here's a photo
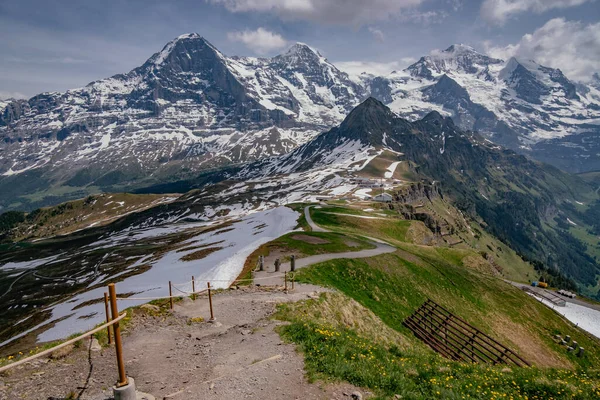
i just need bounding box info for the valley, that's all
[1,50,599,398]
[2,98,600,355]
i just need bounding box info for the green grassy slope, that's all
[310,204,537,283]
[278,251,600,399]
[266,202,600,398]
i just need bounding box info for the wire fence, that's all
[1,268,294,374]
[0,312,127,373]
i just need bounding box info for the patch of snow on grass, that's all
[32,207,299,343]
[384,161,401,178]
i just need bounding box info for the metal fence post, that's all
[108,283,128,387]
[104,292,112,345]
[284,271,288,292]
[291,255,295,272]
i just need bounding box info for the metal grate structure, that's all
[403,299,530,367]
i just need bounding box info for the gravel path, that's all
[0,285,367,400]
[321,212,388,220]
[254,240,396,286]
[305,206,328,232]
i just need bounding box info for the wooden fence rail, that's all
[403,299,530,367]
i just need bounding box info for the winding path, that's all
[255,207,396,285]
[304,205,328,232]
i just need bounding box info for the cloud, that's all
[209,0,426,25]
[227,27,288,55]
[399,10,448,25]
[5,56,87,64]
[0,91,28,100]
[481,0,593,25]
[485,18,600,82]
[368,27,385,42]
[336,59,416,78]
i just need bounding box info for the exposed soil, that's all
[492,315,572,369]
[291,234,331,245]
[179,247,224,262]
[0,285,368,400]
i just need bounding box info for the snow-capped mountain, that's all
[236,97,599,289]
[0,99,12,113]
[1,37,599,211]
[368,45,600,171]
[0,34,366,210]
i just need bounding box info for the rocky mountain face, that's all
[1,37,599,211]
[371,45,600,171]
[0,34,366,211]
[242,97,599,289]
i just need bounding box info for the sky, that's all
[0,0,599,99]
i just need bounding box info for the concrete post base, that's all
[113,377,136,400]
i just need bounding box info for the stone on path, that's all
[90,338,102,352]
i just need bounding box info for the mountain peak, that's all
[336,97,397,143]
[420,110,453,127]
[176,32,202,40]
[285,42,320,56]
[347,97,390,116]
[444,44,478,55]
[406,44,502,79]
[149,34,220,67]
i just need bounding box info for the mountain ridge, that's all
[234,97,599,290]
[1,34,600,211]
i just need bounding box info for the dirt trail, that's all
[255,206,396,286]
[254,241,396,286]
[1,207,387,399]
[0,285,367,400]
[304,206,328,232]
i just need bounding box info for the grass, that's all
[179,246,223,262]
[4,192,175,241]
[295,253,600,367]
[270,232,375,256]
[286,203,312,231]
[275,251,600,398]
[359,150,402,179]
[278,318,600,399]
[314,201,538,284]
[233,230,376,285]
[310,208,411,243]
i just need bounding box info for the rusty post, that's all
[104,292,112,345]
[208,282,215,321]
[192,276,196,301]
[108,283,128,387]
[169,280,174,310]
[284,271,288,292]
